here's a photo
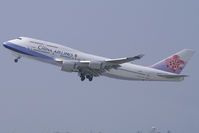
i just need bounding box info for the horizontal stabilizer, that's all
[157,74,188,78]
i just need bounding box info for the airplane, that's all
[3,37,195,82]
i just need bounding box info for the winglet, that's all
[134,54,144,59]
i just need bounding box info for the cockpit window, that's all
[17,37,22,40]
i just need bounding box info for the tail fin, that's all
[151,49,195,74]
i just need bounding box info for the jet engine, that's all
[61,60,105,72]
[61,60,77,72]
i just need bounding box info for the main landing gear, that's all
[86,75,93,81]
[80,74,85,81]
[79,73,93,81]
[14,57,21,63]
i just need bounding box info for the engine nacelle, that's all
[61,60,104,72]
[89,61,104,69]
[61,60,77,72]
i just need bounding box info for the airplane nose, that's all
[2,41,11,49]
[3,41,8,47]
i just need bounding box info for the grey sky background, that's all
[0,0,198,133]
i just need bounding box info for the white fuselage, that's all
[3,37,184,81]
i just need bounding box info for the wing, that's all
[57,54,144,80]
[105,54,144,64]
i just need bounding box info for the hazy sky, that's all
[0,0,198,133]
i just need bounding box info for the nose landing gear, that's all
[14,59,18,63]
[14,57,21,63]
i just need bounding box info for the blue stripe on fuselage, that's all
[3,42,55,61]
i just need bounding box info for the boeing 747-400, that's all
[3,37,195,81]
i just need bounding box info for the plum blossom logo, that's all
[165,55,185,72]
